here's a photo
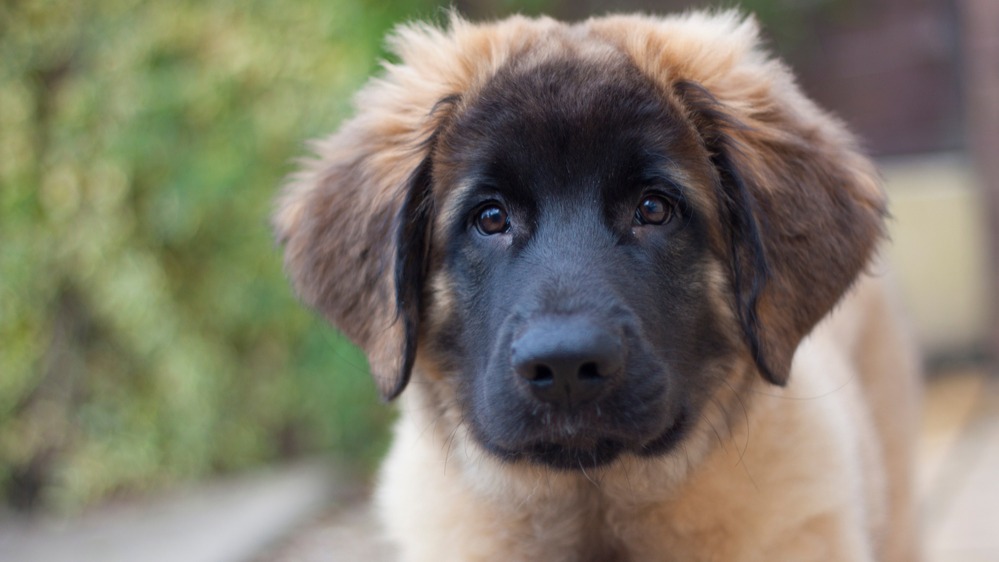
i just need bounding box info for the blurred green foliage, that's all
[0,0,445,512]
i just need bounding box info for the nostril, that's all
[578,362,600,380]
[532,364,555,384]
[511,316,625,408]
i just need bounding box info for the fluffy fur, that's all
[275,11,922,561]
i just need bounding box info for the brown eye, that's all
[634,195,673,226]
[475,204,510,235]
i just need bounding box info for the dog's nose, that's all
[511,316,624,409]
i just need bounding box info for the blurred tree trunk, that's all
[960,0,999,372]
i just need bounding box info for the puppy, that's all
[275,11,922,561]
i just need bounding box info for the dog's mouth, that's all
[487,410,690,471]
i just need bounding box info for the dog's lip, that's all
[522,438,625,470]
[636,407,690,457]
[485,409,689,471]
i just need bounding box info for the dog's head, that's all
[274,12,885,470]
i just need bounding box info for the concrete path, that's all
[0,460,348,562]
[920,370,999,562]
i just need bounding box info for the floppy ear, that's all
[585,11,887,385]
[271,13,562,399]
[273,103,447,401]
[675,81,887,386]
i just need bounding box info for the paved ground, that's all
[920,368,999,562]
[0,461,350,562]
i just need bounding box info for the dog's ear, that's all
[273,98,452,401]
[271,13,561,399]
[675,81,886,386]
[588,12,887,385]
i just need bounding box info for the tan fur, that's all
[275,10,922,561]
[378,274,920,562]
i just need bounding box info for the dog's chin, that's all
[483,410,690,471]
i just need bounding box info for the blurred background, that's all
[1,0,996,560]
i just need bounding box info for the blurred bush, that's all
[0,0,440,512]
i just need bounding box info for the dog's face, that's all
[275,13,886,472]
[424,57,733,468]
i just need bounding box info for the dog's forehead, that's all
[433,51,713,226]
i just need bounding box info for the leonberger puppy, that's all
[274,11,922,561]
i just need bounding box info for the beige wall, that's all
[881,153,992,357]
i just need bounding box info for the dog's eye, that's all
[475,204,510,235]
[634,195,674,226]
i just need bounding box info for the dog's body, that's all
[379,273,921,562]
[275,12,922,561]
